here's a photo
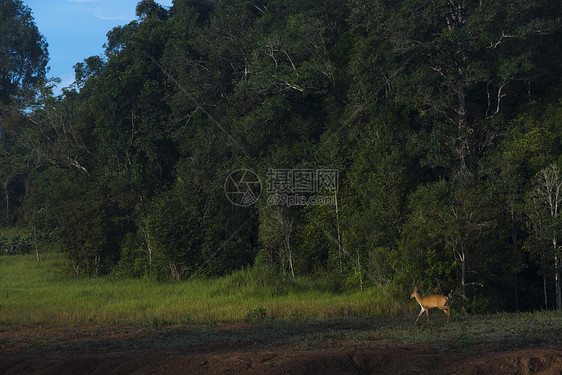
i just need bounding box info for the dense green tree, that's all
[20,89,91,178]
[296,195,341,277]
[481,100,561,309]
[0,0,48,223]
[72,56,104,90]
[259,204,297,281]
[0,135,26,224]
[136,0,169,20]
[0,0,48,104]
[349,0,560,182]
[338,101,420,285]
[526,164,562,310]
[147,190,203,280]
[399,181,496,308]
[399,181,456,293]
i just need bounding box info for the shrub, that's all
[0,232,32,255]
[222,263,289,298]
[244,306,267,323]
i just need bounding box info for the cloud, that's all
[94,7,132,21]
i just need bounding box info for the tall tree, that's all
[400,182,494,301]
[259,204,296,281]
[0,0,48,222]
[136,0,169,21]
[0,0,48,105]
[526,164,562,311]
[482,102,560,310]
[349,0,560,182]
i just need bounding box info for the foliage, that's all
[244,306,268,323]
[0,231,32,255]
[0,0,48,103]
[147,190,203,280]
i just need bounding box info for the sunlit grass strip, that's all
[0,252,416,325]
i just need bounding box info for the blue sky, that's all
[24,0,174,93]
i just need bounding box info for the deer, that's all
[410,286,450,323]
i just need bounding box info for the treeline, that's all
[1,0,562,312]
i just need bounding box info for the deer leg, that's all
[415,307,425,323]
[440,307,450,322]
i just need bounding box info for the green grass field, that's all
[0,251,417,325]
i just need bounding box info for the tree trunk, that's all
[555,252,561,311]
[458,246,467,299]
[141,220,153,270]
[3,183,9,222]
[169,261,180,281]
[511,209,519,311]
[32,222,40,264]
[93,255,101,277]
[288,253,295,282]
[357,250,363,291]
[72,261,80,277]
[334,191,343,274]
[461,257,466,298]
[542,254,548,310]
[513,274,519,312]
[286,236,295,282]
[543,273,548,311]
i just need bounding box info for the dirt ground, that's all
[1,321,561,375]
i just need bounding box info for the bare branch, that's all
[282,50,299,76]
[488,30,517,49]
[486,82,506,119]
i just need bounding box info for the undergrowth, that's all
[0,252,416,325]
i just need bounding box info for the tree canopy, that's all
[0,0,48,104]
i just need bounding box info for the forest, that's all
[1,0,561,313]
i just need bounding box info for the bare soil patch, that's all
[1,320,561,374]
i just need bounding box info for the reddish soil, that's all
[1,322,561,375]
